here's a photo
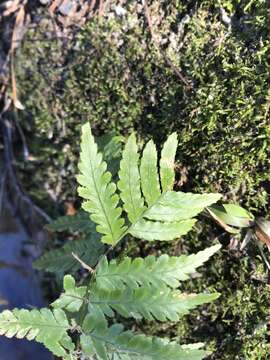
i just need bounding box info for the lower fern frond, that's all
[34,237,104,273]
[81,314,208,360]
[46,212,96,234]
[0,308,74,358]
[90,285,219,321]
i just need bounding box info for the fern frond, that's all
[140,140,161,206]
[96,245,221,290]
[160,132,178,192]
[34,237,104,273]
[81,314,208,360]
[46,211,96,234]
[144,191,222,222]
[91,285,219,321]
[77,125,221,244]
[118,133,145,223]
[52,275,87,312]
[0,125,224,360]
[0,308,73,358]
[130,219,196,241]
[77,123,127,245]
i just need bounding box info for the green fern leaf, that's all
[144,191,222,222]
[118,133,145,223]
[96,244,221,290]
[140,140,161,206]
[81,313,208,360]
[52,275,87,312]
[77,123,126,245]
[46,211,96,234]
[34,237,104,273]
[0,308,73,358]
[130,219,196,241]
[91,285,219,321]
[160,132,178,192]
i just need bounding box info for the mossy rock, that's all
[13,1,270,358]
[16,1,270,212]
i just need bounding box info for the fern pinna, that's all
[0,123,222,360]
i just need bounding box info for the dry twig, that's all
[72,252,95,273]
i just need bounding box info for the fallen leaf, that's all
[255,218,270,250]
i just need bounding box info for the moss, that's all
[17,1,270,212]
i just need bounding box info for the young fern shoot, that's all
[0,123,222,360]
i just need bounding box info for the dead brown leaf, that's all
[255,218,270,251]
